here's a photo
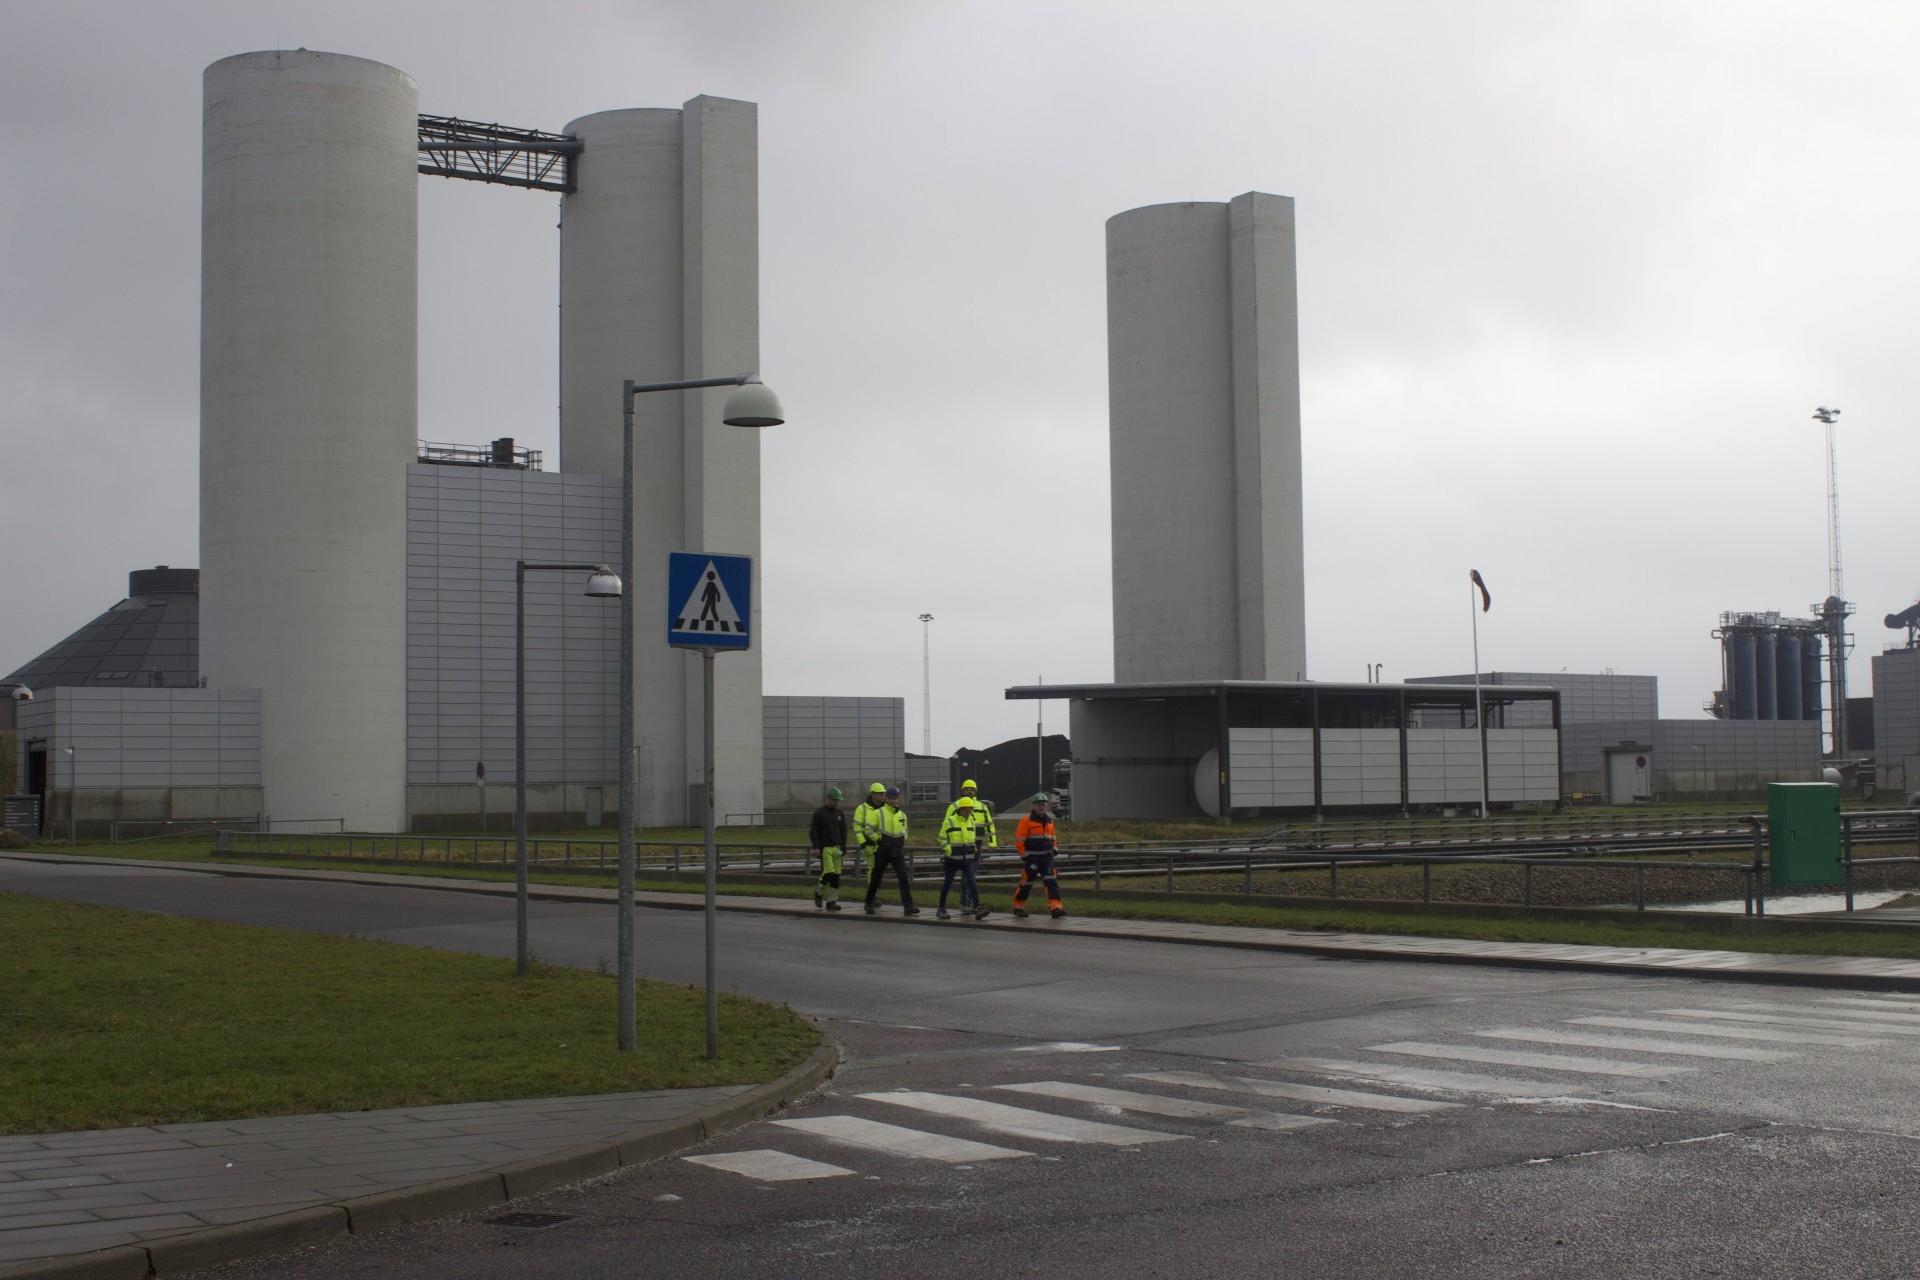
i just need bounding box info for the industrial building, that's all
[3,50,789,836]
[6,564,907,836]
[1006,681,1561,820]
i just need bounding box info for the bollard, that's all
[1843,815,1855,913]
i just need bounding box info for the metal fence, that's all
[208,808,1920,918]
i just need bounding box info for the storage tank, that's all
[1730,629,1758,720]
[1775,631,1803,721]
[1801,636,1824,722]
[1755,630,1778,720]
[200,51,416,830]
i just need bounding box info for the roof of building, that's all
[1002,679,1560,701]
[2,567,199,693]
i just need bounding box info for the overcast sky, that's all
[4,0,1918,755]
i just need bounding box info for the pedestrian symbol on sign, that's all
[674,566,743,635]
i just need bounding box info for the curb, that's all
[0,1041,838,1280]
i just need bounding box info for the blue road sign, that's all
[667,552,752,651]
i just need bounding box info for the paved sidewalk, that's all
[0,1038,840,1279]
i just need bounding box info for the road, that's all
[8,857,1920,1278]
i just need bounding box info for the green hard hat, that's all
[869,782,886,794]
[825,786,843,800]
[1032,793,1049,803]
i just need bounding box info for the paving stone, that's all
[0,1209,99,1231]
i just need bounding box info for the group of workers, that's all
[807,778,1066,922]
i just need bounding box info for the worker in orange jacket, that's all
[1011,793,1065,919]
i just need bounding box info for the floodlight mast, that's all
[1814,406,1843,600]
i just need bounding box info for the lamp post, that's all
[616,374,784,1053]
[515,561,621,977]
[65,746,76,845]
[918,613,934,756]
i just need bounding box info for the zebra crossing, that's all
[677,991,1918,1185]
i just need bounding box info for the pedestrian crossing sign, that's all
[667,551,752,651]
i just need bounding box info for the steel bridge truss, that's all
[417,115,580,193]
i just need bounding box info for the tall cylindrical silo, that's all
[200,51,416,830]
[1755,630,1778,720]
[1802,634,1825,723]
[1731,630,1758,720]
[558,102,764,826]
[1775,631,1803,721]
[1107,195,1306,682]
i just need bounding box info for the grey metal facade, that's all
[1871,647,1920,794]
[1558,718,1819,800]
[762,696,905,815]
[405,465,621,816]
[1409,671,1657,726]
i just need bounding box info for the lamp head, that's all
[584,568,623,599]
[722,378,785,428]
[9,686,31,703]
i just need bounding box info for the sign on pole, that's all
[667,552,752,651]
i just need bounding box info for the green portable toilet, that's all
[1768,782,1841,888]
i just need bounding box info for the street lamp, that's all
[65,745,76,845]
[918,614,934,756]
[615,374,784,1053]
[515,561,622,978]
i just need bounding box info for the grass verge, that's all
[0,892,817,1135]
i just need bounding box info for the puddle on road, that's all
[1653,889,1905,915]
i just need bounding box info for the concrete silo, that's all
[1106,194,1306,682]
[200,51,416,829]
[558,99,764,825]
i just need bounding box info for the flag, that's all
[1470,569,1491,612]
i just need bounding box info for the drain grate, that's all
[486,1212,575,1230]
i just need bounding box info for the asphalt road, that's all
[9,857,1920,1279]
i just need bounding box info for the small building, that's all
[1004,680,1561,821]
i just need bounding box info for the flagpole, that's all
[1471,575,1487,820]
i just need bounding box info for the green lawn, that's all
[0,893,817,1135]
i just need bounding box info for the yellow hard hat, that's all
[957,797,976,809]
[961,779,978,791]
[868,782,886,794]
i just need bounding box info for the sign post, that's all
[667,551,753,1060]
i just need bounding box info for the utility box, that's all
[1768,782,1841,888]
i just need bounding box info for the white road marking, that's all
[1367,1043,1689,1079]
[1010,1042,1124,1053]
[1818,993,1920,1009]
[1471,1028,1788,1061]
[861,1091,1185,1145]
[1573,1017,1881,1047]
[771,1115,1032,1163]
[1656,1008,1920,1037]
[1740,1000,1920,1025]
[1257,1058,1571,1098]
[997,1081,1250,1119]
[683,1150,855,1181]
[994,1080,1329,1131]
[1128,1070,1456,1114]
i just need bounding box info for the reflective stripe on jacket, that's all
[939,809,983,856]
[943,796,996,848]
[880,806,909,840]
[1015,811,1056,855]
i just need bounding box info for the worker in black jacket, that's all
[810,786,849,911]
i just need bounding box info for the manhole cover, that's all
[487,1212,575,1230]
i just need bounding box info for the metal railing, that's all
[207,808,1920,918]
